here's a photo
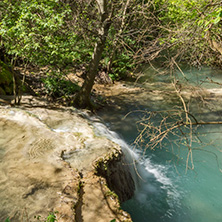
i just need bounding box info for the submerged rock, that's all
[0,105,133,221]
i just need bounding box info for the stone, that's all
[0,105,133,222]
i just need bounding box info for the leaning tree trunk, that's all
[74,0,111,109]
[74,35,108,108]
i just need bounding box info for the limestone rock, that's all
[0,105,133,221]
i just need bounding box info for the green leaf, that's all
[204,20,211,27]
[197,19,204,26]
[214,17,221,24]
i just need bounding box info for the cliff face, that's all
[0,104,134,222]
[94,150,135,202]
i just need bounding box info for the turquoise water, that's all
[98,66,222,222]
[121,124,222,222]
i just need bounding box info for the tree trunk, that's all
[74,37,107,108]
[107,0,130,74]
[74,0,111,109]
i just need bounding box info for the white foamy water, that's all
[97,65,222,222]
[91,118,181,212]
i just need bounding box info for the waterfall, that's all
[90,116,180,207]
[91,117,141,190]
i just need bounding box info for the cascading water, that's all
[91,117,182,221]
[97,66,222,222]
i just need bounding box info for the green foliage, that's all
[0,0,93,68]
[101,31,137,81]
[0,61,13,85]
[5,211,57,222]
[45,212,57,222]
[77,181,84,195]
[106,190,118,199]
[4,217,10,222]
[34,211,58,222]
[110,53,135,80]
[153,0,222,66]
[0,61,13,95]
[42,72,80,98]
[1,0,220,103]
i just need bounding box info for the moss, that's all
[0,87,6,95]
[94,148,135,204]
[74,132,83,137]
[4,85,13,94]
[77,180,84,195]
[94,149,121,176]
[105,190,119,200]
[0,61,14,95]
[0,61,13,85]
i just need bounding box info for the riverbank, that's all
[0,101,133,222]
[1,66,222,222]
[94,68,222,222]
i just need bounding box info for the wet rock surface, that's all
[0,104,133,221]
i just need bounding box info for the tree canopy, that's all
[0,0,221,107]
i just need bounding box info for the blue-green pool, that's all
[98,66,222,222]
